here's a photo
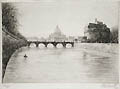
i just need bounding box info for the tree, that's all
[2,3,18,35]
[110,26,118,43]
[2,3,26,40]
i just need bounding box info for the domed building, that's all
[49,25,67,41]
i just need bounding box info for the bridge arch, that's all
[56,43,64,48]
[38,43,45,48]
[66,43,72,48]
[47,43,54,48]
[28,42,36,47]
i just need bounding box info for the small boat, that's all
[24,54,28,58]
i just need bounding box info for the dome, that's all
[49,25,66,41]
[54,25,62,34]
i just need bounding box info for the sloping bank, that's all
[77,43,118,54]
[2,30,27,79]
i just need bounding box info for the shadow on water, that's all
[82,51,118,83]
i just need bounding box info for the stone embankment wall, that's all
[2,30,27,79]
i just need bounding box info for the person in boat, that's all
[24,54,28,58]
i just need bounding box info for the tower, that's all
[95,18,98,24]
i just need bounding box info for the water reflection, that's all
[3,44,118,83]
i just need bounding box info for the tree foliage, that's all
[110,26,118,43]
[2,3,18,34]
[2,3,26,40]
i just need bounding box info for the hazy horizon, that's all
[14,0,118,38]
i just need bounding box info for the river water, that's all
[3,43,119,83]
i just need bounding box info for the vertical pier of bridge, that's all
[62,43,66,48]
[53,42,57,48]
[44,42,48,47]
[36,42,39,47]
[71,43,74,47]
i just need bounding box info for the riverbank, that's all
[2,31,27,79]
[76,43,119,54]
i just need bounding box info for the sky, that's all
[14,0,119,38]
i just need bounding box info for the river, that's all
[3,43,119,83]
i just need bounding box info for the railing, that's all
[28,40,74,43]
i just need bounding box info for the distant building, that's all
[68,36,75,41]
[78,36,87,42]
[84,19,110,43]
[49,25,67,41]
[39,37,46,41]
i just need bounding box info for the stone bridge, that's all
[27,41,74,48]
